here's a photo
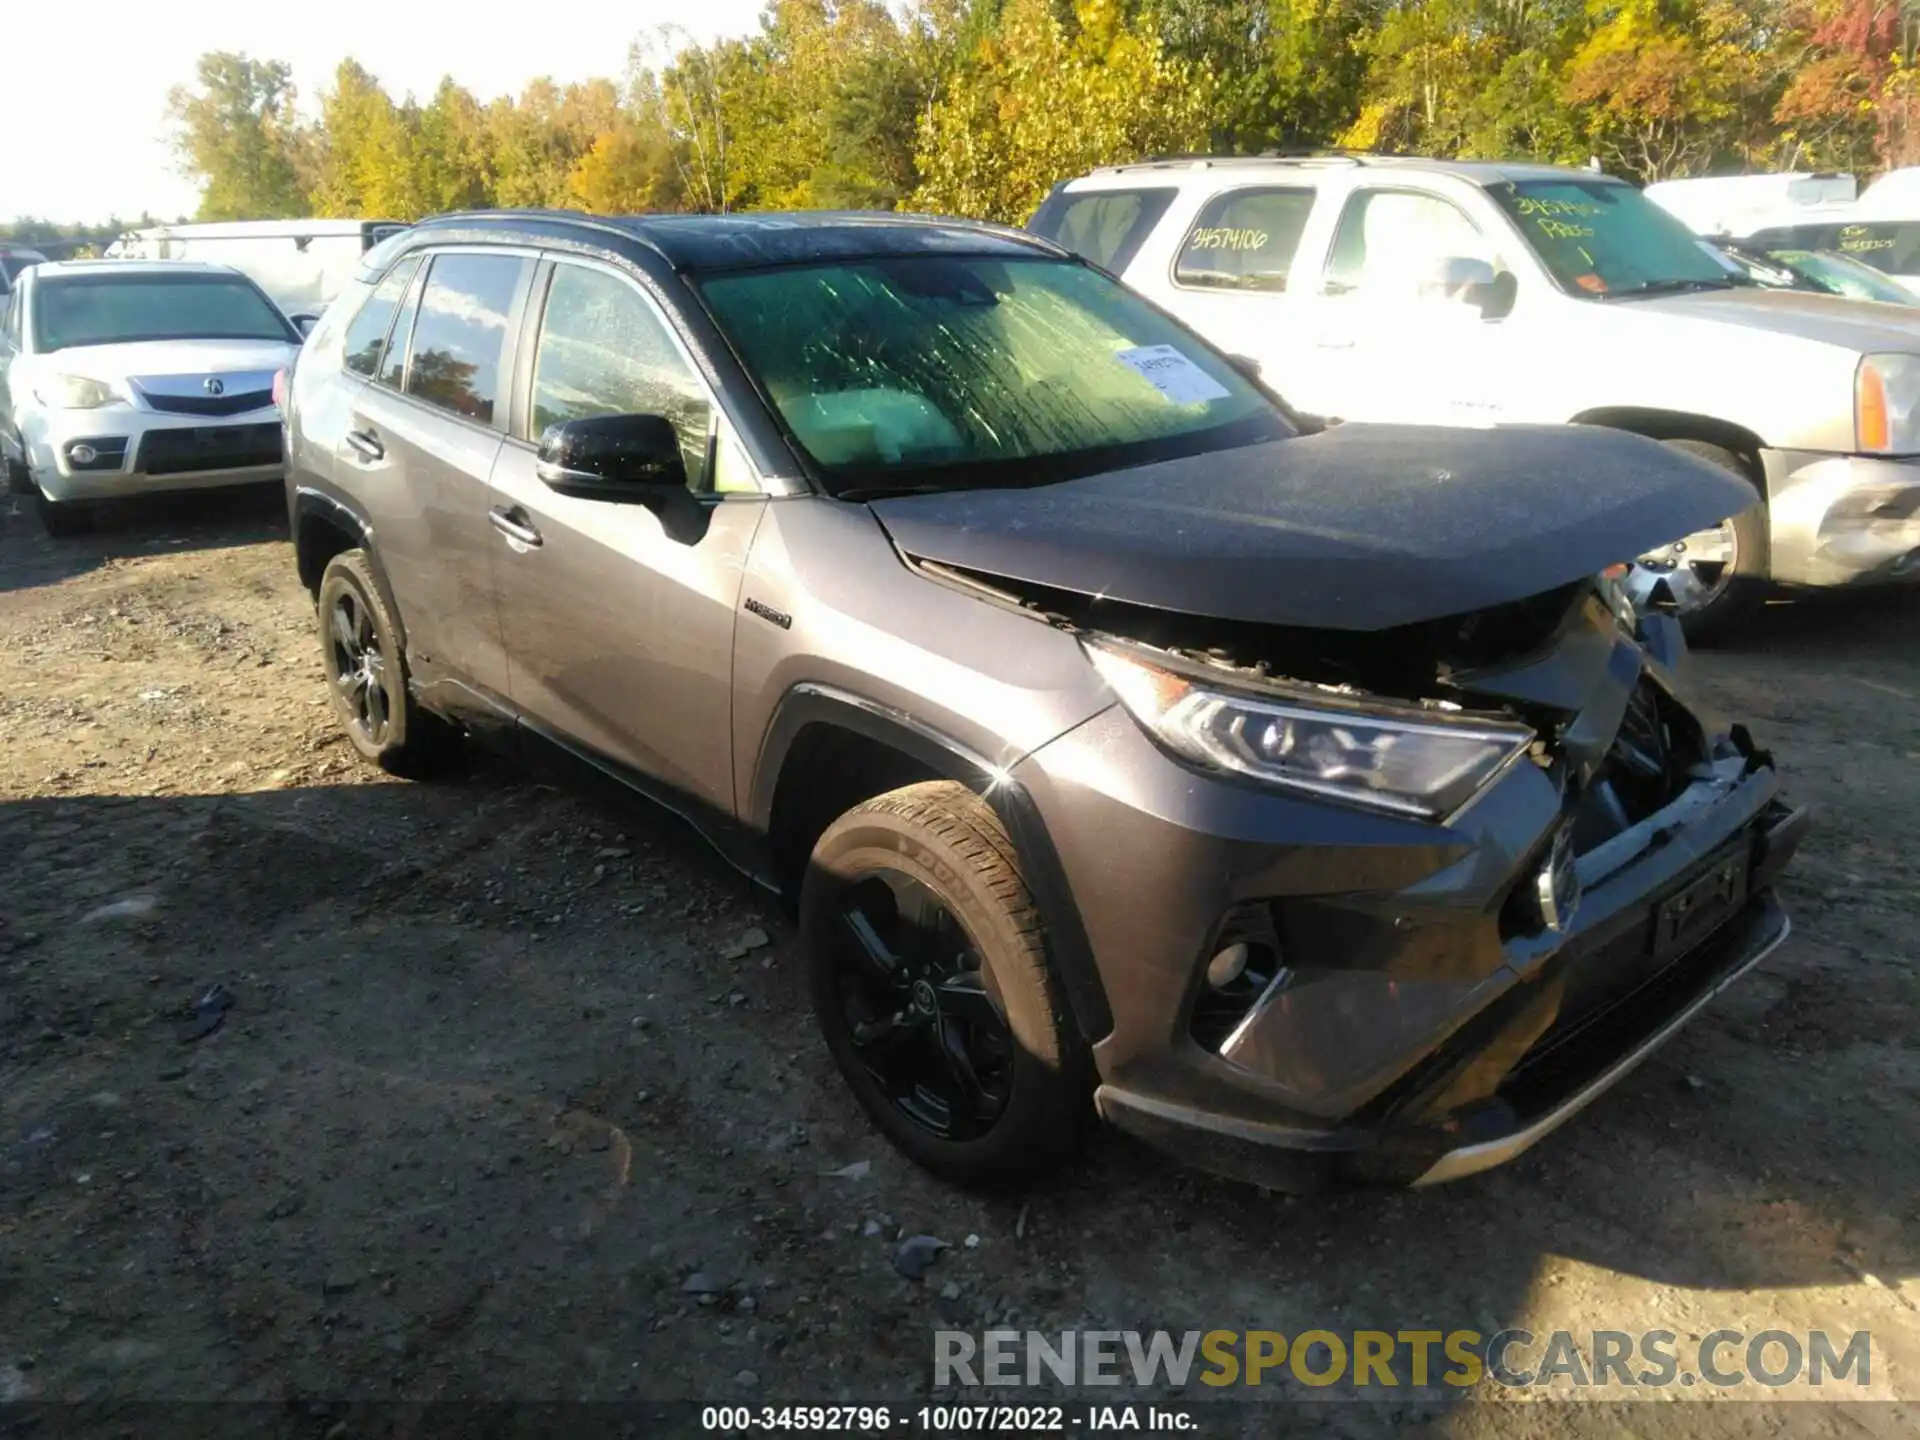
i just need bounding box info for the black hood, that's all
[869,424,1754,632]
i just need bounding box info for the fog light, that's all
[1535,828,1581,934]
[70,444,98,465]
[1206,942,1249,990]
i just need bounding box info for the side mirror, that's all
[290,313,319,337]
[1425,256,1515,319]
[535,413,688,501]
[1224,353,1263,382]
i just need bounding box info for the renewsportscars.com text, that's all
[934,1328,1872,1391]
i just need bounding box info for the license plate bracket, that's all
[1649,843,1751,961]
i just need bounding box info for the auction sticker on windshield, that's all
[1115,345,1231,405]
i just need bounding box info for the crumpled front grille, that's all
[1568,675,1700,852]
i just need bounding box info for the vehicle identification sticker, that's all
[1114,345,1231,405]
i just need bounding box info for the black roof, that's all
[407,209,1063,272]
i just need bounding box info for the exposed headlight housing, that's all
[1855,353,1920,454]
[35,373,117,410]
[1085,640,1534,820]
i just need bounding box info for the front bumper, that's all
[19,402,284,502]
[1762,449,1920,587]
[1014,696,1807,1193]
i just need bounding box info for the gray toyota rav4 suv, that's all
[283,209,1807,1191]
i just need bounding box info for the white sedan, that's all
[0,260,302,535]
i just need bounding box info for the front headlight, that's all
[1855,353,1920,454]
[34,373,117,409]
[1085,641,1534,820]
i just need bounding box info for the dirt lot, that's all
[1,485,1917,1439]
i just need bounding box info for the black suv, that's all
[282,209,1805,1190]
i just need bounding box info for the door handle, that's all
[345,429,383,462]
[489,505,543,548]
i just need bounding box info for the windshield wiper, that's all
[1602,278,1739,299]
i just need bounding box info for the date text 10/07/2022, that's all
[701,1405,1199,1432]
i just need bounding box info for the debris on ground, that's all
[80,894,158,924]
[821,1160,870,1181]
[892,1235,948,1282]
[722,927,771,960]
[178,983,233,1042]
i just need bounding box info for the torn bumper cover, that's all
[1012,638,1808,1193]
[1763,449,1920,588]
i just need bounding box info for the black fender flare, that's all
[751,683,1114,1046]
[291,485,410,651]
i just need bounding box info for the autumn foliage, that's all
[158,0,1920,229]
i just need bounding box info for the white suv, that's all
[1030,155,1920,636]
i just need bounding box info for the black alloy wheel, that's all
[828,869,1014,1141]
[801,780,1088,1184]
[327,584,395,751]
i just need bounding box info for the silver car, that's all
[0,259,301,535]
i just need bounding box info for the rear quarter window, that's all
[1173,188,1317,291]
[341,256,422,378]
[1027,187,1176,274]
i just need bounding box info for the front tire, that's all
[316,549,462,777]
[1626,439,1768,644]
[33,485,95,537]
[802,780,1089,1186]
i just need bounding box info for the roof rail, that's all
[1115,148,1384,170]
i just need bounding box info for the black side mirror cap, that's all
[535,413,688,501]
[290,313,319,337]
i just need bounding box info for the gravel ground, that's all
[1,485,1917,1439]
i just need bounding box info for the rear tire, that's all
[316,549,462,777]
[1634,439,1768,645]
[802,780,1089,1186]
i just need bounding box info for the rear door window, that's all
[342,255,421,378]
[1027,188,1176,273]
[399,252,529,426]
[1174,188,1318,291]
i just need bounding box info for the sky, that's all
[3,0,770,225]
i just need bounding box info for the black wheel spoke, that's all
[840,906,910,990]
[930,1018,990,1138]
[934,972,1000,1029]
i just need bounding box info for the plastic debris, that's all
[681,1272,726,1295]
[81,895,158,924]
[821,1160,871,1181]
[893,1234,948,1281]
[178,983,233,1043]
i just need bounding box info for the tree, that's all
[1774,0,1912,171]
[416,79,496,214]
[312,61,424,218]
[1563,0,1760,180]
[165,53,308,220]
[911,0,1214,222]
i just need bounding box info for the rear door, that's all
[343,247,532,714]
[1151,185,1321,402]
[486,255,764,815]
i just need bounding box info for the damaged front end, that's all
[950,559,1807,1189]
